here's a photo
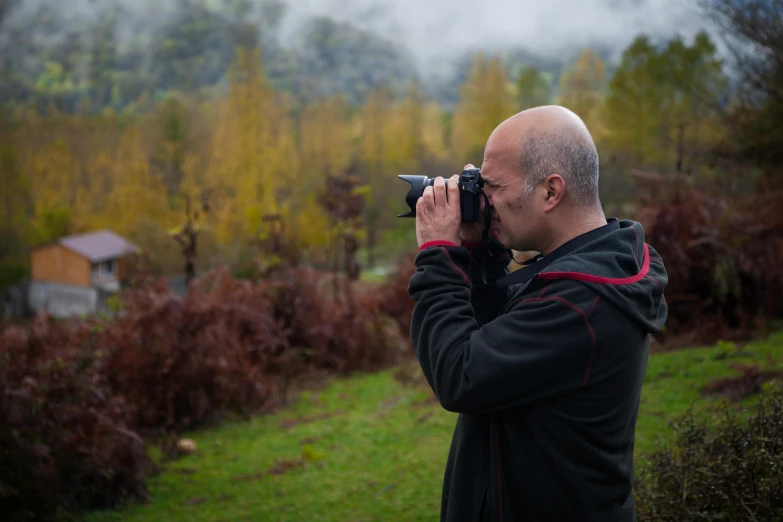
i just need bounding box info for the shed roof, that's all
[58,229,140,263]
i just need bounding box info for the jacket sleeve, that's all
[408,244,596,414]
[461,240,511,327]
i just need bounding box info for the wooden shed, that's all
[31,229,140,290]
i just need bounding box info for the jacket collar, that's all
[496,218,620,288]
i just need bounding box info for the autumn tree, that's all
[357,88,396,267]
[151,96,191,198]
[295,95,352,253]
[602,32,727,177]
[0,117,30,270]
[601,36,667,168]
[516,66,551,110]
[450,54,517,164]
[556,48,606,130]
[103,126,169,236]
[205,47,303,263]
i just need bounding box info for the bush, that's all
[375,253,417,339]
[636,183,783,346]
[0,316,153,521]
[100,269,289,433]
[634,384,783,521]
[260,265,409,376]
[0,263,413,518]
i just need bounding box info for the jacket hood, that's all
[497,218,668,334]
[539,219,668,333]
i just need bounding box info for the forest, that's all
[0,0,773,284]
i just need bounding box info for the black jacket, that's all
[408,218,668,522]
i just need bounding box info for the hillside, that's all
[0,0,614,112]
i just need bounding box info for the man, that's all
[408,105,668,521]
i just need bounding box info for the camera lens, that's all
[397,175,432,217]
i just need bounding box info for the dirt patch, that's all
[379,396,403,410]
[182,496,207,506]
[411,395,439,408]
[170,467,198,474]
[416,412,433,424]
[267,457,306,475]
[231,471,264,483]
[278,409,345,430]
[701,362,782,401]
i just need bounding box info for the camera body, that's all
[398,168,484,222]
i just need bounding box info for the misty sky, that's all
[281,0,713,63]
[3,0,717,77]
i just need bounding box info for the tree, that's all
[0,122,30,265]
[601,32,727,176]
[602,36,668,168]
[104,125,169,235]
[450,54,517,163]
[658,32,727,176]
[516,66,550,110]
[299,96,352,179]
[556,48,606,130]
[205,47,305,257]
[152,96,191,198]
[700,0,783,184]
[357,87,390,269]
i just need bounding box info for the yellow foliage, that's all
[450,54,517,163]
[556,48,606,132]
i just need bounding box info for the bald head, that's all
[488,105,600,208]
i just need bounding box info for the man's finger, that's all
[422,185,435,209]
[433,176,446,206]
[416,196,425,215]
[447,178,460,209]
[464,163,475,170]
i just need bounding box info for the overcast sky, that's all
[279,0,713,62]
[3,0,717,73]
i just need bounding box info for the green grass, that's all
[85,331,783,522]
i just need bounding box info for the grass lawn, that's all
[85,331,783,522]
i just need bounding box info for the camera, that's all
[397,168,484,222]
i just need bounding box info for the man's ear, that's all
[542,174,565,212]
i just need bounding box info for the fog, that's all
[2,0,718,84]
[281,0,711,62]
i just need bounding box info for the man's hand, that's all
[416,176,461,248]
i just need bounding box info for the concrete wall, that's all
[3,276,185,320]
[24,280,111,318]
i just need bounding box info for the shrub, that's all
[0,263,414,517]
[259,265,409,376]
[0,316,153,521]
[375,253,417,340]
[100,269,290,433]
[636,183,783,346]
[634,384,783,521]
